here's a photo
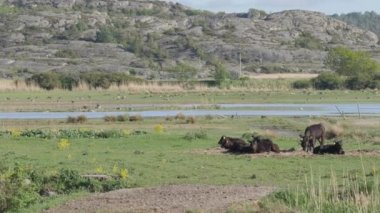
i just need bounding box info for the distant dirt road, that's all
[45,185,273,213]
[249,73,318,79]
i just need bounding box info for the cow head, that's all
[218,136,233,149]
[218,136,227,145]
[334,140,345,154]
[299,135,313,152]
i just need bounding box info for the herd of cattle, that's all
[218,123,345,155]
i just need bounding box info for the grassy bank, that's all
[0,89,379,112]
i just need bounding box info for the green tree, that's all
[213,60,230,86]
[324,47,380,76]
[312,72,343,90]
[167,62,198,81]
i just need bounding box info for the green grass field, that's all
[1,115,380,212]
[0,90,379,112]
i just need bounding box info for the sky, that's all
[168,0,380,15]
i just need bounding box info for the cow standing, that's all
[299,123,325,152]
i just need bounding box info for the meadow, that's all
[1,114,380,212]
[1,77,380,212]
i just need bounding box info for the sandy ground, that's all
[45,185,273,213]
[194,147,380,158]
[248,73,318,79]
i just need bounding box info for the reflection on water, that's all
[0,103,380,119]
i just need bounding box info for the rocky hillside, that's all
[0,0,378,80]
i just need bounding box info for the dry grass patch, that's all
[0,79,41,91]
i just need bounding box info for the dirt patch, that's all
[248,73,318,79]
[45,185,273,213]
[194,148,380,158]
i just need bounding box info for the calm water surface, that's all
[0,103,379,119]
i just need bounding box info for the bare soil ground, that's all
[248,73,318,79]
[194,148,380,158]
[45,185,273,213]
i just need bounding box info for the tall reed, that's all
[268,162,380,212]
[0,78,297,92]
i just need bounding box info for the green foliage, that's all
[0,5,19,15]
[79,72,143,89]
[324,47,380,76]
[54,49,79,59]
[0,162,128,212]
[292,79,312,89]
[212,60,231,87]
[183,129,208,141]
[28,72,60,90]
[56,21,88,40]
[28,72,81,90]
[247,8,267,19]
[167,62,198,81]
[0,163,40,212]
[59,72,80,90]
[96,26,120,43]
[312,72,344,90]
[66,115,87,124]
[266,171,380,213]
[129,115,143,122]
[122,8,161,17]
[345,73,380,90]
[294,32,323,50]
[2,128,135,139]
[184,9,206,16]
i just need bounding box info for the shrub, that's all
[204,115,214,120]
[59,73,80,90]
[103,116,117,122]
[0,164,40,212]
[292,79,311,89]
[66,116,78,124]
[345,73,373,90]
[183,129,208,141]
[95,27,120,43]
[312,72,343,90]
[154,124,164,133]
[76,115,87,123]
[28,72,60,90]
[54,49,78,59]
[57,139,70,150]
[116,115,127,122]
[129,115,143,122]
[294,32,323,50]
[175,113,186,120]
[66,115,87,124]
[186,116,196,124]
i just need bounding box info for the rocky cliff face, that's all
[0,0,378,79]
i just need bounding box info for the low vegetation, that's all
[292,47,380,90]
[0,115,380,212]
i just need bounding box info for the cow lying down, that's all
[218,136,251,153]
[313,141,345,155]
[218,135,294,154]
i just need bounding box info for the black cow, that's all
[250,136,280,153]
[218,136,251,153]
[299,123,325,152]
[313,141,345,155]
